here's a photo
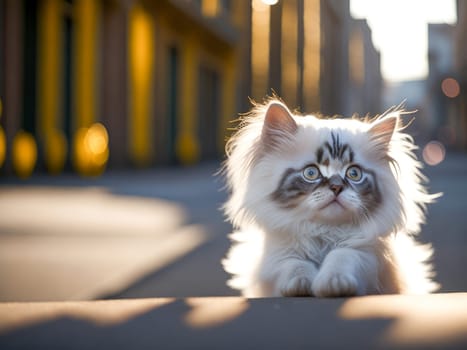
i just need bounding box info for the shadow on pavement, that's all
[0,297,384,350]
[2,294,467,350]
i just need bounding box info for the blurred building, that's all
[455,0,467,149]
[426,22,461,149]
[348,18,382,117]
[1,0,250,176]
[0,0,382,177]
[251,0,367,117]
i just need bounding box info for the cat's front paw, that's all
[280,275,313,297]
[312,272,359,297]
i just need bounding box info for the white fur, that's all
[222,100,440,297]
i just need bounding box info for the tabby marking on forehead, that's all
[316,132,354,165]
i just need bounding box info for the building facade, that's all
[426,23,462,148]
[251,0,354,116]
[455,0,467,149]
[348,18,382,117]
[0,0,382,177]
[1,0,250,176]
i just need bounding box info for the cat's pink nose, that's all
[330,184,343,196]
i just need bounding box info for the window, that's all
[198,64,220,159]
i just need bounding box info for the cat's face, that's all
[248,102,400,228]
[270,136,381,225]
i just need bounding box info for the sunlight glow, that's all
[0,187,208,301]
[185,297,249,328]
[261,0,279,5]
[340,294,467,346]
[0,298,175,333]
[351,0,457,81]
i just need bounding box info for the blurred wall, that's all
[426,23,463,149]
[348,18,382,117]
[422,3,467,151]
[0,0,383,177]
[455,0,467,149]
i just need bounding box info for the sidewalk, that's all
[1,293,467,349]
[0,163,227,301]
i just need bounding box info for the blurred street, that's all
[0,152,466,302]
[0,162,233,301]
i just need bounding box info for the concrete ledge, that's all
[1,293,467,349]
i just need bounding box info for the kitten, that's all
[221,99,440,297]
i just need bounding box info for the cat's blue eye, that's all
[346,165,363,182]
[302,165,321,182]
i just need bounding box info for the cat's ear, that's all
[368,113,399,153]
[261,102,298,150]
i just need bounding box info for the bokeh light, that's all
[74,123,109,176]
[422,141,446,166]
[441,77,460,98]
[12,131,37,178]
[86,123,109,168]
[86,123,108,156]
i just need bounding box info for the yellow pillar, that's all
[129,3,154,166]
[73,0,111,175]
[303,0,320,111]
[74,0,99,128]
[281,0,298,107]
[37,0,67,174]
[251,0,270,101]
[38,0,60,137]
[176,37,200,165]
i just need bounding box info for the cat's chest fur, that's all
[265,225,361,266]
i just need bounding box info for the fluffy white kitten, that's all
[222,99,440,297]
